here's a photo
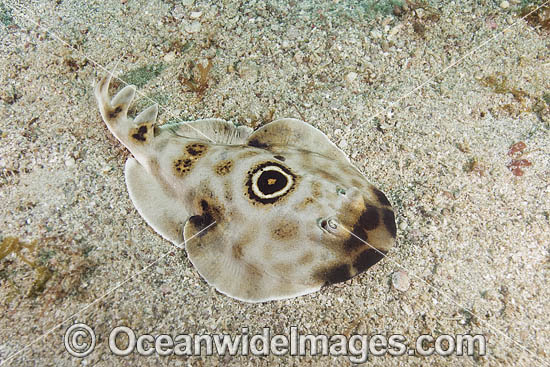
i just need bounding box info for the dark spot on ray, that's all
[215,160,233,176]
[108,105,122,119]
[320,263,351,285]
[273,155,285,161]
[359,205,380,231]
[175,158,192,168]
[189,213,214,235]
[343,205,379,252]
[353,248,386,273]
[232,243,243,259]
[187,147,201,156]
[248,139,269,149]
[311,181,322,198]
[382,209,397,238]
[271,220,299,241]
[373,188,391,206]
[189,199,217,236]
[186,143,207,156]
[174,157,195,175]
[343,229,368,252]
[132,125,148,141]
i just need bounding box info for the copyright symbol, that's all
[64,323,96,357]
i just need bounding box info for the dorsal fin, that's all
[160,119,253,145]
[246,118,349,164]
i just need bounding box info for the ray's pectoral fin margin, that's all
[124,158,187,245]
[94,73,159,148]
[316,248,388,287]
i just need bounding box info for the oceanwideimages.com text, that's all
[64,323,486,362]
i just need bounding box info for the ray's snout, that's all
[316,185,396,286]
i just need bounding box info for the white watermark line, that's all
[338,226,546,367]
[345,0,550,141]
[5,1,216,143]
[0,221,216,366]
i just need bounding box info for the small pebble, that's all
[172,5,185,20]
[388,24,403,38]
[370,29,382,39]
[345,72,358,84]
[500,1,509,9]
[238,61,259,83]
[185,21,201,34]
[163,52,175,63]
[65,157,76,167]
[401,302,413,315]
[392,270,410,292]
[189,11,202,20]
[285,26,300,40]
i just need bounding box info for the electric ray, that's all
[94,73,396,302]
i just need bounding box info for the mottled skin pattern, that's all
[95,74,396,302]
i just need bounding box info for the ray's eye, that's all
[336,187,346,195]
[246,162,296,204]
[256,168,288,195]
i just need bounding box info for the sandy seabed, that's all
[0,0,549,366]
